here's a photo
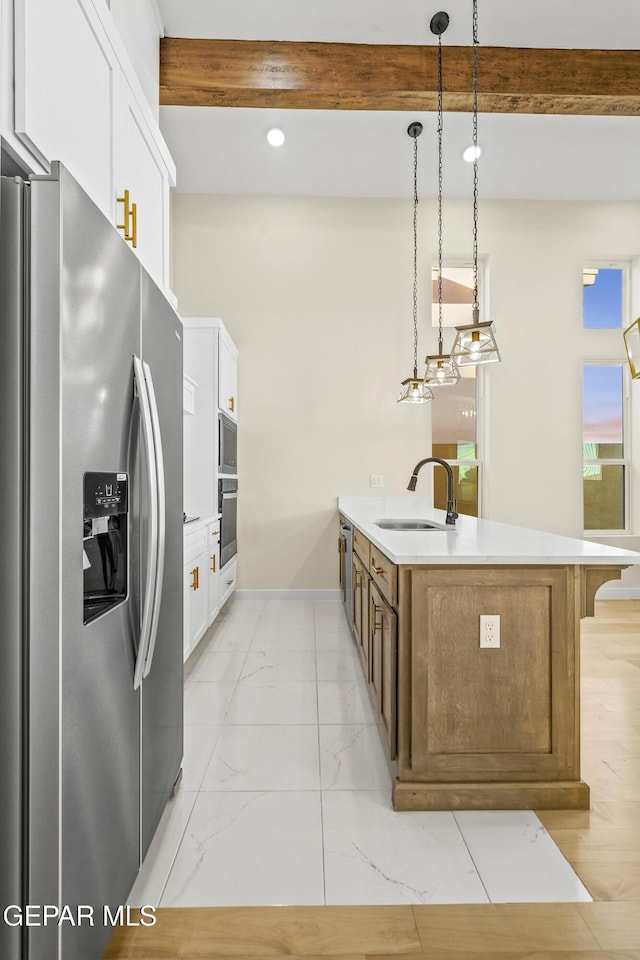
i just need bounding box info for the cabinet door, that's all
[352,553,369,678]
[207,523,221,623]
[113,76,170,289]
[218,329,238,421]
[183,324,217,520]
[14,0,116,214]
[369,581,398,760]
[183,556,208,662]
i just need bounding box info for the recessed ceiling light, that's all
[463,144,482,163]
[266,128,285,147]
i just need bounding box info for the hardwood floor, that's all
[103,600,640,959]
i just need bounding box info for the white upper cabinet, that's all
[218,327,238,421]
[10,0,175,291]
[113,74,171,288]
[14,0,116,215]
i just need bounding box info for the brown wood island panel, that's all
[394,564,588,810]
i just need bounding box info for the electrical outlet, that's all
[370,475,384,488]
[480,614,500,649]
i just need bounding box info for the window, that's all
[431,264,479,329]
[582,262,630,533]
[432,369,480,517]
[583,267,624,329]
[583,364,627,532]
[430,262,485,517]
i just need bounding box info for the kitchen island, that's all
[338,497,640,811]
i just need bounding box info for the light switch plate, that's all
[370,475,384,488]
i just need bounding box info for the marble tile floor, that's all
[128,596,591,909]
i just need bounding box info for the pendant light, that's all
[450,0,501,367]
[424,12,460,389]
[623,317,640,379]
[398,122,433,404]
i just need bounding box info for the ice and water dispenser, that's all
[83,472,128,625]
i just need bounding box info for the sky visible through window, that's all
[583,365,623,446]
[583,268,622,329]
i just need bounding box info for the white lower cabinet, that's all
[183,555,208,662]
[183,519,228,662]
[220,557,238,609]
[183,524,208,662]
[206,520,222,623]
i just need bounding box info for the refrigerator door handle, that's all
[141,360,165,680]
[133,355,159,691]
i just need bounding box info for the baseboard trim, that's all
[596,586,640,600]
[233,587,640,602]
[235,589,342,602]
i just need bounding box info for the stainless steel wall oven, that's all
[219,479,237,567]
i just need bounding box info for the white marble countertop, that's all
[338,496,640,566]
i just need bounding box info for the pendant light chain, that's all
[437,33,444,355]
[472,0,479,315]
[449,1,501,369]
[412,131,419,378]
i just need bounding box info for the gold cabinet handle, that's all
[211,529,220,537]
[371,605,383,633]
[190,567,199,590]
[228,396,235,413]
[116,189,137,247]
[130,201,137,248]
[371,563,385,577]
[117,189,131,234]
[210,555,217,573]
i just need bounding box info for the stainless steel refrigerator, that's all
[0,163,183,960]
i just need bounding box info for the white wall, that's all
[171,194,640,590]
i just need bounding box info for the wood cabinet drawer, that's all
[369,543,397,607]
[353,527,370,565]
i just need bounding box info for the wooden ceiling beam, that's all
[160,38,640,116]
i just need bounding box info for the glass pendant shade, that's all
[451,319,500,367]
[398,376,434,404]
[424,353,460,387]
[623,317,640,379]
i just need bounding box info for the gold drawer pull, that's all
[210,555,217,573]
[371,563,385,577]
[190,567,199,590]
[228,396,235,412]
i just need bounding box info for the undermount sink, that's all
[374,519,449,531]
